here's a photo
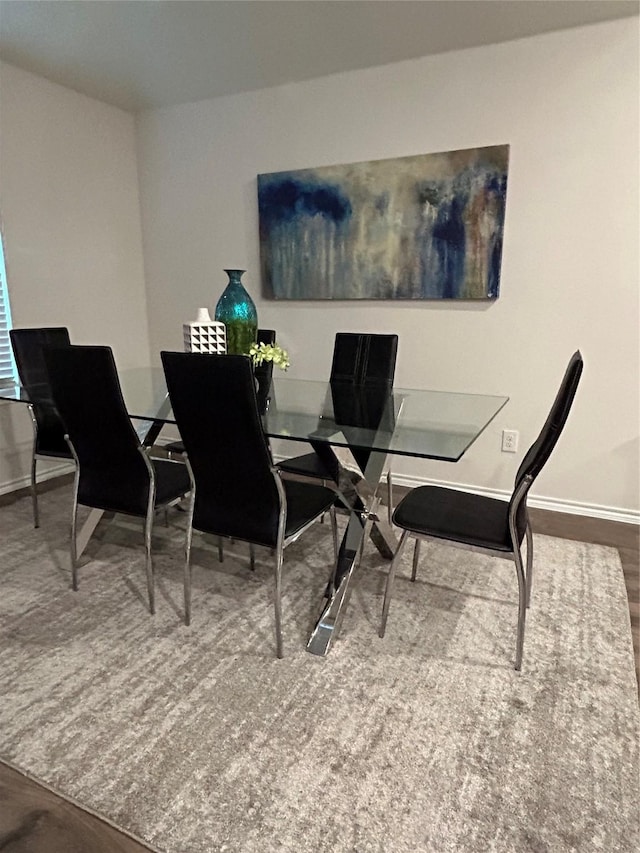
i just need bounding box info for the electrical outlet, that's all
[502,429,519,453]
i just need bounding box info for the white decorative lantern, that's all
[183,308,226,354]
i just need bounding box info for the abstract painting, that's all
[258,145,509,300]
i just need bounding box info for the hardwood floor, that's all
[0,761,154,853]
[0,480,637,853]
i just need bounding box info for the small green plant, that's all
[248,341,290,371]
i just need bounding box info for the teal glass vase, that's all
[214,269,258,355]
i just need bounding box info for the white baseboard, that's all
[0,462,75,497]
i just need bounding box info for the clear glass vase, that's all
[214,269,258,355]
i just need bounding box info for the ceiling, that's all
[0,0,638,112]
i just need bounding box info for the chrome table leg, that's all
[306,447,396,656]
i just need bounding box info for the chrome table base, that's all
[306,446,396,656]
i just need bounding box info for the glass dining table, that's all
[0,368,508,656]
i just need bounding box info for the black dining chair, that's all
[379,350,584,671]
[44,344,191,612]
[162,328,277,458]
[252,327,277,411]
[277,332,398,520]
[10,327,73,527]
[160,351,338,657]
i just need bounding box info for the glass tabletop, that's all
[0,369,507,463]
[260,376,508,462]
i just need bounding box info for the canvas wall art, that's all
[257,145,509,300]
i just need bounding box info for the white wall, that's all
[0,62,150,489]
[136,19,639,520]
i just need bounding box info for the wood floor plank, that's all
[0,761,155,853]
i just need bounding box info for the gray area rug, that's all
[0,483,638,853]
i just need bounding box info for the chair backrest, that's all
[10,327,72,455]
[329,380,397,475]
[44,345,152,514]
[10,327,71,400]
[253,328,277,412]
[161,351,281,546]
[330,333,398,387]
[511,350,584,537]
[257,328,276,346]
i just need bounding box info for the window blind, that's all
[0,233,16,383]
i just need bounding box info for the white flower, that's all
[248,342,290,371]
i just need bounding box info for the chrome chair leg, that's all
[513,547,527,671]
[31,453,39,529]
[411,539,421,582]
[70,496,79,591]
[67,439,81,591]
[386,470,393,525]
[379,529,410,638]
[183,544,193,627]
[357,518,367,568]
[184,486,195,625]
[139,447,161,616]
[525,522,534,607]
[273,549,284,658]
[143,511,155,615]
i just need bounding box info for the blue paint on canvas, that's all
[258,145,509,300]
[259,178,352,227]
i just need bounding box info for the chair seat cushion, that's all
[152,458,191,507]
[278,452,335,481]
[190,478,335,549]
[78,458,189,517]
[282,480,336,539]
[164,439,185,454]
[393,486,514,553]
